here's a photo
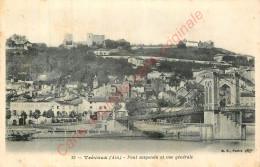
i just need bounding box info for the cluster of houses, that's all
[6,61,255,127]
[6,36,255,126]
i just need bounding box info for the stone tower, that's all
[87,33,93,47]
[203,72,219,124]
[202,72,245,140]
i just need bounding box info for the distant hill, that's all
[132,46,254,63]
[132,47,227,61]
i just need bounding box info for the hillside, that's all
[6,45,254,86]
[6,46,135,86]
[133,47,230,61]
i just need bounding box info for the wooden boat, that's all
[7,132,33,141]
[143,131,165,138]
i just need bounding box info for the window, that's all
[205,84,208,104]
[208,83,212,104]
[57,106,59,109]
[90,106,92,109]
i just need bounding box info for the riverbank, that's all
[6,124,255,140]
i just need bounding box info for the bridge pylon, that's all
[202,72,246,140]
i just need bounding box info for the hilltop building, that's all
[93,49,110,55]
[6,38,32,50]
[198,40,214,49]
[182,39,198,47]
[87,33,105,47]
[63,34,73,45]
[63,33,77,49]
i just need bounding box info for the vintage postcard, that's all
[0,0,259,166]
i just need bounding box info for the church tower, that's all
[93,74,98,89]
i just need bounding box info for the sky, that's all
[1,0,260,56]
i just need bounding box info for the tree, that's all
[21,111,27,125]
[78,113,83,122]
[105,39,131,50]
[69,111,76,118]
[222,55,235,63]
[105,39,117,49]
[169,76,180,87]
[29,110,33,117]
[82,111,88,116]
[158,99,169,107]
[177,95,186,106]
[177,41,186,48]
[42,111,47,117]
[6,110,11,119]
[5,110,12,125]
[6,34,28,47]
[126,98,148,116]
[114,104,122,111]
[46,109,54,118]
[33,110,41,119]
[158,61,193,79]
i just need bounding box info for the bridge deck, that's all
[115,106,255,121]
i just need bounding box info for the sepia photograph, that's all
[0,0,259,166]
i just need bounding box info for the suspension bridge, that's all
[114,72,255,140]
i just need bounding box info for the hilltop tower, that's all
[87,33,93,47]
[63,33,73,46]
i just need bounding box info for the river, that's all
[6,135,254,154]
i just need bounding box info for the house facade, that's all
[93,49,110,55]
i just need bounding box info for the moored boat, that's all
[143,131,165,138]
[7,132,33,141]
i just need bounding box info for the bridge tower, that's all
[204,72,219,124]
[202,72,245,140]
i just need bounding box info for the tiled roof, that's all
[88,97,107,102]
[56,101,74,105]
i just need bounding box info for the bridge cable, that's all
[217,74,254,93]
[159,76,206,114]
[125,76,206,121]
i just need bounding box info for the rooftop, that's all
[88,97,107,102]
